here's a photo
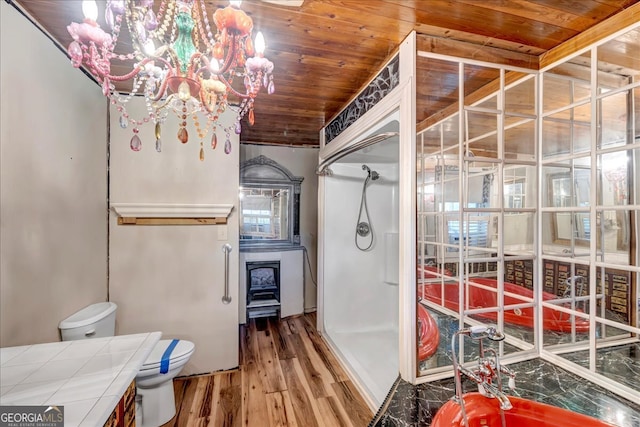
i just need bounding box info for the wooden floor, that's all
[163,313,374,427]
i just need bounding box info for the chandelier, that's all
[67,0,274,159]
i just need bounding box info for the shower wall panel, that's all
[324,160,399,334]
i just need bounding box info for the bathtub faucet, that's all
[451,325,515,426]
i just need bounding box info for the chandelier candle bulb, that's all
[82,0,98,22]
[66,0,274,154]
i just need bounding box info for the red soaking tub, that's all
[417,303,440,360]
[432,392,616,427]
[418,276,590,333]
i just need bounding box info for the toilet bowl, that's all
[58,302,195,427]
[135,339,195,427]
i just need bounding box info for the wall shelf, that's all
[111,203,234,226]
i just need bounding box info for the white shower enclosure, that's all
[317,35,417,409]
[322,114,400,406]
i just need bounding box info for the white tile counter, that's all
[0,332,161,427]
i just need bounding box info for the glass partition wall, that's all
[416,25,640,402]
[416,57,538,375]
[539,29,639,400]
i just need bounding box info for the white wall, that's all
[0,1,108,346]
[108,99,240,374]
[240,145,319,312]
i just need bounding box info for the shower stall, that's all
[319,111,401,407]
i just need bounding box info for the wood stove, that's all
[246,260,281,319]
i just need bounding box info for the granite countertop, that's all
[0,332,161,427]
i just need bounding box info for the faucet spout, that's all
[481,382,513,410]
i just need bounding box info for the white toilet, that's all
[59,302,195,427]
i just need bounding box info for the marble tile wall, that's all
[372,358,640,427]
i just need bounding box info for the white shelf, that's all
[111,203,234,225]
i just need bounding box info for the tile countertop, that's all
[0,332,161,427]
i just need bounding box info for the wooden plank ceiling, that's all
[10,0,640,147]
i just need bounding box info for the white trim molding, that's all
[111,203,234,221]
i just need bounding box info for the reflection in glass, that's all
[239,187,289,241]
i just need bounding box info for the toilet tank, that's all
[59,302,117,341]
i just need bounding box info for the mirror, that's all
[239,186,290,241]
[239,155,303,249]
[540,26,639,396]
[547,168,591,243]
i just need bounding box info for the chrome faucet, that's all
[450,325,516,427]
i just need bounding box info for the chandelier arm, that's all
[162,47,182,74]
[85,43,110,78]
[187,52,205,80]
[218,74,252,100]
[215,36,240,76]
[106,70,142,82]
[150,75,173,103]
[152,94,176,114]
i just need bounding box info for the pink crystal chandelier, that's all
[67,0,274,159]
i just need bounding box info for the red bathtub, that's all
[418,274,589,333]
[417,303,440,360]
[432,392,616,427]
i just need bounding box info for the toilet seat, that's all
[140,339,195,372]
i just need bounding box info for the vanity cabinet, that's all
[104,380,136,427]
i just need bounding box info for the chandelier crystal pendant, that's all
[67,0,275,159]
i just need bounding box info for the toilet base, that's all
[136,380,176,427]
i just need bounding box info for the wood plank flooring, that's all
[163,314,373,427]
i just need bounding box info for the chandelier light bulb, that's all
[82,0,99,22]
[143,39,155,56]
[230,1,242,8]
[255,32,266,55]
[178,81,191,101]
[210,58,220,72]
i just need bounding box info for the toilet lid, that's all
[142,339,194,370]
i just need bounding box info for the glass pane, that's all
[596,268,634,326]
[474,94,497,111]
[505,77,535,116]
[416,57,460,124]
[442,115,460,150]
[436,165,461,213]
[464,64,501,104]
[503,212,535,249]
[465,161,497,209]
[466,111,498,155]
[462,216,494,256]
[422,124,442,154]
[599,91,629,149]
[542,304,590,347]
[543,54,591,113]
[504,119,536,161]
[542,106,591,158]
[504,165,535,209]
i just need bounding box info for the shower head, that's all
[362,164,380,181]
